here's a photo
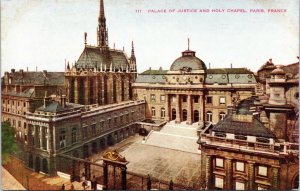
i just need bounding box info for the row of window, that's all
[215,157,268,176]
[2,99,27,107]
[215,177,268,190]
[2,107,26,115]
[149,94,226,105]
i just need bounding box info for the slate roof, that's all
[4,71,64,86]
[141,69,168,75]
[282,62,299,76]
[37,101,66,112]
[76,46,130,70]
[212,116,275,138]
[170,56,206,71]
[205,68,256,84]
[2,88,35,98]
[135,74,166,83]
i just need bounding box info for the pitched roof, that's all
[5,71,64,86]
[76,46,130,70]
[140,69,168,75]
[207,68,253,74]
[2,88,35,98]
[37,101,66,112]
[212,116,275,138]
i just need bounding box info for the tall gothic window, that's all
[129,78,133,100]
[121,80,125,101]
[70,78,75,103]
[113,77,117,103]
[79,78,85,104]
[89,79,94,104]
[98,77,102,105]
[104,76,108,104]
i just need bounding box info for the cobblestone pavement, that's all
[92,134,202,188]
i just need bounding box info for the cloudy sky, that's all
[1,0,299,75]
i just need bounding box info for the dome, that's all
[170,49,206,71]
[271,66,285,75]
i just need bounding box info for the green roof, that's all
[207,68,252,74]
[140,69,168,75]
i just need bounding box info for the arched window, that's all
[121,79,125,101]
[113,77,117,103]
[70,78,75,103]
[219,112,226,121]
[98,77,102,105]
[79,78,85,104]
[151,107,156,117]
[161,108,165,118]
[104,76,108,104]
[206,111,213,122]
[72,128,77,144]
[89,79,94,104]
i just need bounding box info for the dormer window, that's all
[235,135,247,140]
[256,137,270,143]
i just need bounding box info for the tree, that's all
[2,121,16,164]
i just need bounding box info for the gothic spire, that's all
[131,41,136,59]
[97,0,108,48]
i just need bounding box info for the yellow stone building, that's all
[133,44,257,126]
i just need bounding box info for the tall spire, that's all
[131,41,135,58]
[97,0,108,48]
[188,38,190,50]
[99,0,105,18]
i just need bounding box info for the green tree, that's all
[2,121,16,164]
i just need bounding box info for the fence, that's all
[58,154,202,190]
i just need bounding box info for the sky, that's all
[1,0,299,75]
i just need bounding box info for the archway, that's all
[35,156,41,172]
[92,142,97,154]
[182,109,187,121]
[42,158,48,174]
[28,154,33,169]
[171,109,176,120]
[193,110,199,122]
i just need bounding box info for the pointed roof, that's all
[99,0,105,19]
[212,116,275,138]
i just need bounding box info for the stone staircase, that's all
[144,121,200,154]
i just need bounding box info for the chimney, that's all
[269,58,272,63]
[27,67,28,72]
[230,63,232,68]
[43,70,47,76]
[11,69,15,73]
[61,95,66,108]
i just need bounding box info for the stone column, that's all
[66,77,71,102]
[34,125,39,148]
[272,166,279,190]
[175,94,181,124]
[206,155,213,190]
[84,77,90,105]
[225,158,233,190]
[200,94,204,122]
[165,94,170,121]
[187,94,192,124]
[40,126,43,149]
[74,78,79,104]
[248,162,255,190]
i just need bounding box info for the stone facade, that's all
[199,59,299,190]
[134,47,256,126]
[24,99,145,175]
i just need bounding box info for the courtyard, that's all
[91,134,202,189]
